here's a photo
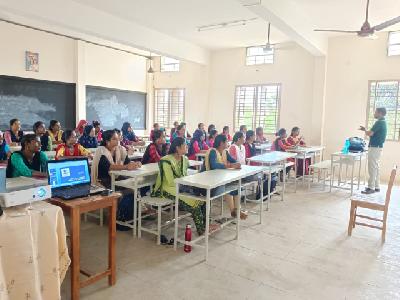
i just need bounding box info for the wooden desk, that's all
[49,193,120,300]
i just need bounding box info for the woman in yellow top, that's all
[47,120,63,145]
[152,137,219,235]
[55,129,92,160]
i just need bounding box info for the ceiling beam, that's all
[0,0,210,65]
[238,0,327,56]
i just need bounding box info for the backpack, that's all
[348,137,366,153]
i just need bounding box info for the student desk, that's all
[110,161,202,235]
[255,143,272,154]
[195,152,206,161]
[288,146,324,188]
[246,151,297,202]
[330,151,367,195]
[49,193,120,300]
[128,151,144,161]
[174,165,267,261]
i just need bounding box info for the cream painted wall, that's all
[324,32,400,181]
[152,57,209,132]
[207,44,316,141]
[0,22,75,83]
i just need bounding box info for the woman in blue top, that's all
[78,125,98,149]
[0,131,11,163]
[121,122,145,147]
[203,134,247,220]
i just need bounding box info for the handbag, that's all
[348,137,366,153]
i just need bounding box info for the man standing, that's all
[359,107,387,194]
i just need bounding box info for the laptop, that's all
[47,158,104,200]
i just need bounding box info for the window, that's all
[234,84,281,133]
[388,31,400,56]
[161,56,180,72]
[154,88,185,128]
[367,80,400,140]
[246,46,274,65]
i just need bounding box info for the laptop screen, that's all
[47,159,90,189]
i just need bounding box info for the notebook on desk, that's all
[47,158,104,200]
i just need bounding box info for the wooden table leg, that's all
[108,201,116,286]
[71,207,81,300]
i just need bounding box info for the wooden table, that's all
[49,193,120,300]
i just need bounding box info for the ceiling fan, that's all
[263,22,293,52]
[314,0,400,38]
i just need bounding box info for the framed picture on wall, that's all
[25,51,39,72]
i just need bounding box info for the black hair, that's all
[180,122,186,126]
[33,121,45,132]
[208,124,216,134]
[10,118,19,127]
[232,131,244,143]
[177,124,184,131]
[376,107,387,116]
[152,130,164,143]
[214,134,227,149]
[153,123,159,128]
[61,129,75,143]
[113,128,121,134]
[49,120,60,131]
[209,129,218,139]
[239,125,247,132]
[291,126,300,136]
[92,120,101,127]
[276,128,286,137]
[256,127,263,134]
[198,123,204,128]
[223,126,229,133]
[246,130,255,141]
[168,137,186,154]
[101,130,117,146]
[21,134,38,151]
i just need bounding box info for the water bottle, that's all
[184,224,192,253]
[342,139,350,154]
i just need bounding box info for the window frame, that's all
[160,56,180,72]
[153,88,185,130]
[387,31,400,57]
[233,83,281,134]
[366,79,400,141]
[245,46,274,66]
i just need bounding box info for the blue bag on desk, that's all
[348,137,366,153]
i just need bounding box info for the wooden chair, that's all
[348,165,397,243]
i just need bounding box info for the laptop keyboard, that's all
[52,185,90,200]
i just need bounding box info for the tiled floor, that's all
[61,184,400,300]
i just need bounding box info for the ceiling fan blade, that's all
[373,16,400,31]
[365,0,370,23]
[314,29,359,33]
[267,22,271,45]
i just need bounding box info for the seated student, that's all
[239,125,248,135]
[170,121,179,138]
[92,120,103,142]
[0,131,11,163]
[55,129,91,160]
[78,125,98,149]
[207,124,216,136]
[188,129,209,160]
[121,122,145,146]
[197,122,206,135]
[91,130,141,230]
[114,128,133,154]
[207,129,218,148]
[228,132,246,165]
[180,122,192,139]
[7,134,47,178]
[271,128,294,176]
[204,134,247,220]
[244,130,257,160]
[222,126,232,142]
[152,137,219,235]
[287,126,309,176]
[4,118,23,146]
[75,120,88,138]
[142,130,167,164]
[48,120,63,145]
[172,124,186,142]
[150,123,160,141]
[33,121,52,151]
[255,127,267,143]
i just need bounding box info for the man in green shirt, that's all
[359,107,387,194]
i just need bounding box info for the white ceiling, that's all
[73,0,290,50]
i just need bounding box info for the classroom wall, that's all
[324,32,400,181]
[152,57,210,132]
[0,22,149,132]
[207,44,317,142]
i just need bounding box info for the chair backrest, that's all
[385,165,397,207]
